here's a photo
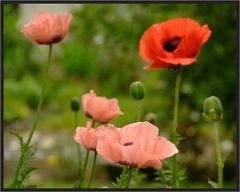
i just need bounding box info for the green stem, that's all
[171,67,182,188]
[79,150,90,188]
[82,151,90,178]
[74,111,82,168]
[75,112,81,164]
[10,44,53,188]
[118,166,127,188]
[125,166,133,188]
[26,44,53,146]
[10,153,25,188]
[87,151,97,188]
[131,100,142,187]
[137,100,142,122]
[212,122,223,188]
[79,120,96,187]
[74,111,83,188]
[172,67,182,134]
[171,155,177,188]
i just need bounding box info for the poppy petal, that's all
[120,121,159,145]
[198,24,212,47]
[158,57,197,65]
[139,18,211,68]
[160,18,201,41]
[120,145,161,169]
[139,24,160,61]
[154,137,178,160]
[96,135,122,163]
[144,60,171,70]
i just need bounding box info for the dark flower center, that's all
[163,37,181,52]
[51,34,62,44]
[123,142,133,146]
[119,160,137,167]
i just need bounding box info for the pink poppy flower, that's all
[82,90,123,123]
[96,121,178,169]
[74,122,120,151]
[21,12,73,45]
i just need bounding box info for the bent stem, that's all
[212,122,223,188]
[87,151,97,188]
[10,44,53,188]
[170,67,182,188]
[26,44,53,146]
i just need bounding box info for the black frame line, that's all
[0,0,239,191]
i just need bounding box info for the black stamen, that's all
[119,160,137,167]
[51,34,62,43]
[123,142,133,146]
[163,37,181,52]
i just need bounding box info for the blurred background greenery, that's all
[4,3,237,188]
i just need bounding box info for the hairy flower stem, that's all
[10,44,53,188]
[79,120,96,187]
[171,67,182,188]
[78,150,89,187]
[87,151,97,188]
[75,112,81,164]
[26,44,53,146]
[137,100,142,122]
[212,122,223,188]
[131,100,143,187]
[74,111,83,188]
[125,166,133,188]
[118,166,127,188]
[172,67,182,134]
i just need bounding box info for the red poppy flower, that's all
[139,18,212,69]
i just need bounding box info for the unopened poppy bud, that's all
[202,96,223,122]
[71,97,80,112]
[130,81,145,100]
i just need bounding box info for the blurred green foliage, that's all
[4,3,237,187]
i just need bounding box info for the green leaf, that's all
[10,131,24,147]
[208,179,218,188]
[111,167,128,188]
[23,145,37,162]
[130,169,146,188]
[20,167,37,182]
[18,167,37,187]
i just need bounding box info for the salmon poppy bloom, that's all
[21,12,73,45]
[139,18,212,69]
[82,90,123,124]
[96,121,178,169]
[74,122,119,151]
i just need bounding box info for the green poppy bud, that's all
[130,81,146,100]
[202,96,223,122]
[70,97,80,112]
